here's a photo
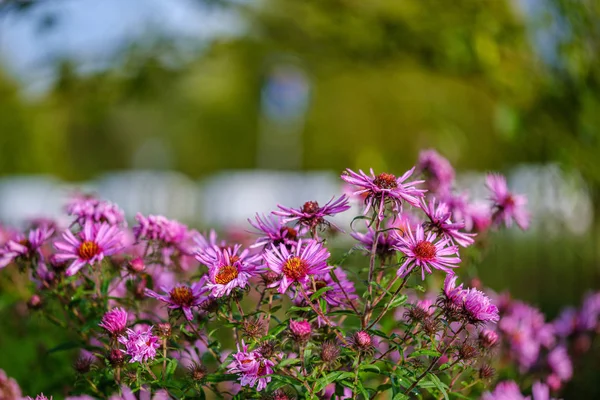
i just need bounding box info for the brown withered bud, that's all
[157,322,172,338]
[242,317,267,340]
[263,389,295,400]
[258,341,276,359]
[405,306,429,324]
[73,356,94,374]
[199,298,219,314]
[422,318,440,336]
[188,361,207,381]
[320,340,340,364]
[479,364,496,380]
[108,349,125,367]
[458,342,479,361]
[261,271,281,286]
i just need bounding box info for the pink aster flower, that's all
[531,381,555,400]
[248,214,303,249]
[99,308,129,336]
[0,225,54,268]
[462,288,499,324]
[227,341,275,392]
[263,239,331,294]
[416,149,455,195]
[53,221,123,276]
[421,198,475,247]
[196,245,261,298]
[0,369,22,400]
[144,280,208,321]
[482,381,528,400]
[118,326,160,363]
[273,195,350,230]
[486,174,530,230]
[67,195,126,227]
[393,224,460,280]
[289,319,312,342]
[341,167,425,220]
[441,274,466,310]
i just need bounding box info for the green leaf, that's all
[410,349,441,358]
[314,371,355,392]
[286,306,311,314]
[279,358,302,367]
[47,341,83,354]
[392,394,410,400]
[310,286,333,301]
[206,373,239,383]
[166,358,178,376]
[360,364,381,374]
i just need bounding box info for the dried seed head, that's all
[262,271,281,286]
[188,361,207,381]
[458,342,479,360]
[405,306,429,323]
[73,356,94,374]
[199,298,219,314]
[258,341,276,359]
[320,340,340,364]
[479,364,495,380]
[422,318,440,336]
[242,317,267,339]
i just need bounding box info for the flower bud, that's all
[242,317,266,339]
[157,322,172,338]
[289,320,312,343]
[458,342,479,360]
[479,329,499,349]
[27,294,43,310]
[128,257,145,273]
[261,271,281,286]
[479,364,495,379]
[109,349,124,367]
[350,330,373,354]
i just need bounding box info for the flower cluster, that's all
[6,149,597,400]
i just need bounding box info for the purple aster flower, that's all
[479,329,499,348]
[67,195,126,227]
[0,225,54,268]
[53,221,123,277]
[108,385,169,400]
[482,381,528,400]
[0,369,22,400]
[228,341,275,392]
[531,381,555,400]
[393,224,460,280]
[26,394,52,400]
[248,214,303,249]
[133,213,188,245]
[273,195,350,230]
[293,267,357,309]
[341,167,425,220]
[289,319,312,343]
[499,301,556,371]
[547,345,572,382]
[196,245,261,298]
[421,198,475,247]
[552,307,578,337]
[486,174,530,230]
[99,308,129,336]
[263,239,331,294]
[118,326,160,363]
[144,280,208,321]
[462,288,499,324]
[578,291,600,331]
[440,274,466,315]
[350,223,398,262]
[416,149,455,195]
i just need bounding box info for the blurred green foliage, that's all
[0,0,599,397]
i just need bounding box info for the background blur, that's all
[0,0,599,397]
